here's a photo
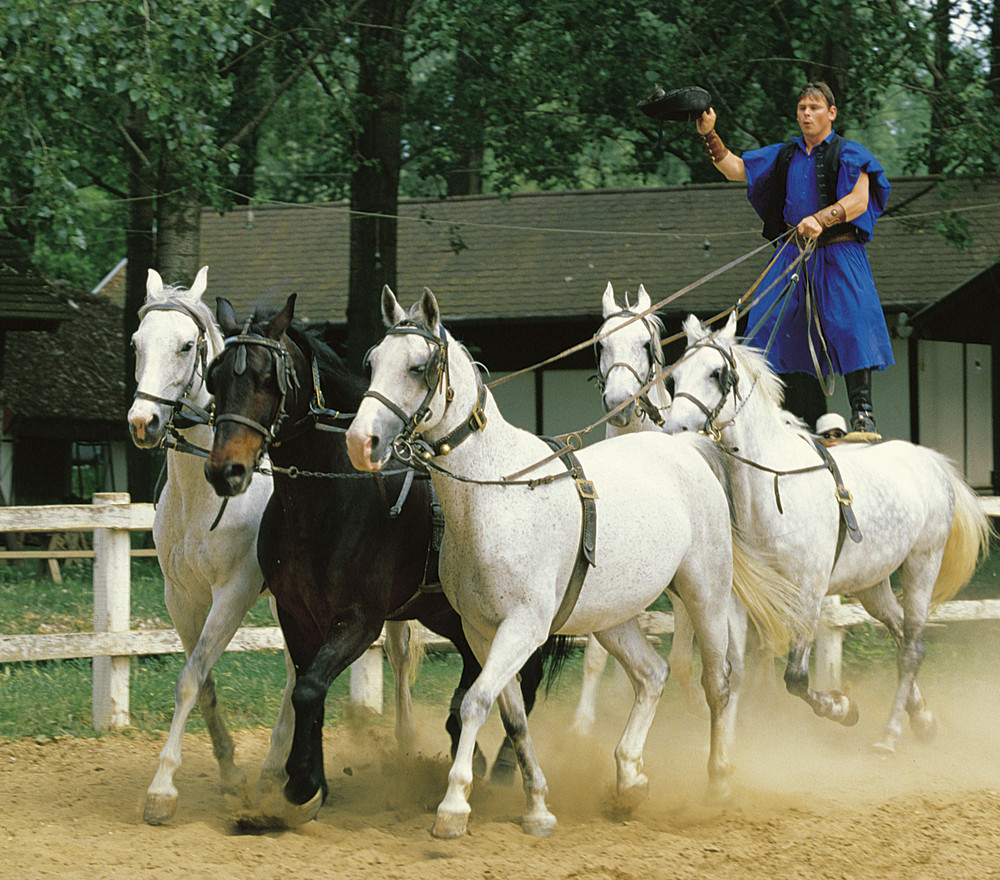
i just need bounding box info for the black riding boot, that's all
[844,368,880,439]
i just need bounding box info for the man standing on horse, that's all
[695,81,892,440]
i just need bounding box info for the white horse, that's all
[346,287,798,838]
[669,313,991,752]
[571,282,703,735]
[127,267,295,823]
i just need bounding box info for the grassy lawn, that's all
[1,547,999,741]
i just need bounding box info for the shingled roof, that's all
[200,177,1000,328]
[0,232,73,330]
[2,286,127,438]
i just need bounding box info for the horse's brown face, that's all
[203,338,282,497]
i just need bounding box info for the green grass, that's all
[2,549,1000,742]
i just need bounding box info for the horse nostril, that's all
[369,435,380,459]
[224,463,246,485]
[148,413,159,432]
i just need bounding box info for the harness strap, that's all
[427,380,488,456]
[810,438,863,569]
[543,437,598,634]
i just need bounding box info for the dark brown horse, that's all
[204,294,565,824]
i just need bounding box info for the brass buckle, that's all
[575,478,598,500]
[836,487,853,506]
[471,404,487,430]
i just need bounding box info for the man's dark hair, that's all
[797,81,836,108]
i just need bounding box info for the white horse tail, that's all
[682,433,801,653]
[730,530,802,654]
[931,458,992,605]
[408,623,426,685]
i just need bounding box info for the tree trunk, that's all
[346,0,411,372]
[155,157,202,286]
[928,0,953,174]
[122,103,157,503]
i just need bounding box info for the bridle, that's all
[211,322,300,460]
[594,310,669,427]
[672,339,743,439]
[132,301,214,431]
[362,320,487,463]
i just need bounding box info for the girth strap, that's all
[544,437,598,634]
[810,437,863,568]
[385,485,446,621]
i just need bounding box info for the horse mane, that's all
[730,337,786,412]
[249,307,369,408]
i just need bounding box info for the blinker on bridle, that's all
[594,310,668,426]
[132,301,214,430]
[212,320,299,456]
[672,339,741,438]
[363,320,488,463]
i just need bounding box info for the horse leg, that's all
[144,581,253,824]
[570,634,609,736]
[258,595,296,799]
[593,616,669,811]
[675,570,736,802]
[872,562,937,754]
[446,630,489,779]
[783,634,859,728]
[669,599,705,716]
[492,644,545,785]
[433,616,549,839]
[383,620,417,751]
[721,597,748,751]
[856,580,936,748]
[281,611,382,825]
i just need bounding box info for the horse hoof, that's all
[432,810,469,839]
[872,739,896,756]
[143,791,178,825]
[911,711,937,743]
[839,699,860,727]
[220,765,248,796]
[282,788,324,826]
[522,811,557,837]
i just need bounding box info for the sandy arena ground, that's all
[3,657,1000,880]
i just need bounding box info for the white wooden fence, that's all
[1,493,999,731]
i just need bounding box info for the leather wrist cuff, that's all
[699,130,729,164]
[814,202,847,228]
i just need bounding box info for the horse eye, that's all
[710,368,722,380]
[410,363,427,376]
[180,341,194,354]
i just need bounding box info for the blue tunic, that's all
[743,132,894,376]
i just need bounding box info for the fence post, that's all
[92,492,132,730]
[814,595,844,692]
[349,646,384,714]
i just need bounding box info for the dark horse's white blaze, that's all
[346,287,800,838]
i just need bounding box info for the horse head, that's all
[347,286,457,472]
[128,266,215,448]
[669,312,743,437]
[204,294,300,496]
[595,282,669,429]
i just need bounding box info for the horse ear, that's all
[601,282,617,317]
[420,287,441,330]
[190,265,209,300]
[720,310,738,343]
[381,285,406,326]
[146,269,163,298]
[216,297,241,336]
[682,314,706,345]
[268,293,296,340]
[636,284,651,313]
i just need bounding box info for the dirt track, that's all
[3,658,1000,880]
